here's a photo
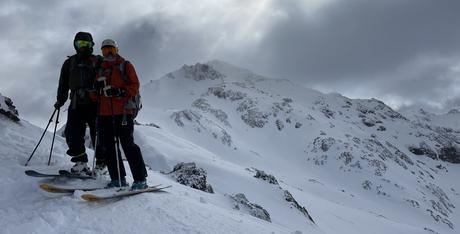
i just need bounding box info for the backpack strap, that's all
[68,55,77,71]
[119,60,130,84]
[91,55,103,69]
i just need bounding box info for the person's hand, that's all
[54,101,64,109]
[94,77,106,90]
[104,86,126,97]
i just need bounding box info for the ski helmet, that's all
[101,39,118,49]
[73,32,94,52]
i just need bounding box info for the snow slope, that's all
[137,60,460,233]
[0,95,318,233]
[1,61,460,234]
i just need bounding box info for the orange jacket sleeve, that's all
[124,62,140,98]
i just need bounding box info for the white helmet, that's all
[101,39,118,48]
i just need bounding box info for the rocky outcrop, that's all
[168,162,214,193]
[171,109,233,147]
[253,169,278,185]
[192,98,230,126]
[207,86,246,101]
[0,94,19,122]
[284,190,315,223]
[408,142,437,160]
[230,193,271,222]
[438,146,460,164]
[182,63,225,81]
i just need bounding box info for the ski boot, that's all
[106,178,129,188]
[131,180,148,190]
[93,163,108,176]
[70,162,91,175]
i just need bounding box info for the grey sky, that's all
[1,0,459,125]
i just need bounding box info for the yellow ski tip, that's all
[81,194,102,202]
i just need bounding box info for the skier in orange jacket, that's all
[94,39,147,190]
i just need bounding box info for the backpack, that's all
[67,55,103,106]
[119,61,142,118]
[68,55,102,73]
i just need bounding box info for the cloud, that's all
[256,0,460,79]
[247,0,460,108]
[1,0,460,125]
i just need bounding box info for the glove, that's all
[94,77,106,90]
[54,100,65,109]
[103,86,126,97]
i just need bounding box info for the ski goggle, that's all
[74,40,93,49]
[102,46,118,56]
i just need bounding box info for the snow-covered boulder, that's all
[253,168,279,185]
[230,193,271,222]
[0,93,19,122]
[168,162,214,193]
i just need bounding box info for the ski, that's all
[39,183,105,193]
[58,170,96,179]
[81,185,171,202]
[25,169,95,180]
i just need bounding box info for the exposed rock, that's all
[362,118,375,127]
[312,137,336,152]
[321,107,335,119]
[275,119,284,131]
[237,99,269,128]
[339,152,353,165]
[405,199,420,208]
[438,146,460,163]
[145,122,161,128]
[356,99,407,120]
[369,159,387,176]
[0,94,19,122]
[168,162,214,193]
[284,190,315,223]
[207,87,246,101]
[182,63,225,81]
[408,142,437,160]
[362,180,372,190]
[192,98,230,126]
[171,110,202,127]
[230,193,271,222]
[314,97,335,119]
[377,126,386,131]
[254,169,278,185]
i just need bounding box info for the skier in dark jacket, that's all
[54,32,105,174]
[94,38,148,190]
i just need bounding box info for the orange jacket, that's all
[96,55,140,116]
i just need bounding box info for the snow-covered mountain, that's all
[138,60,460,233]
[1,61,459,234]
[402,107,460,131]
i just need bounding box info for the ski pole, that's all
[91,95,101,176]
[110,96,122,187]
[25,108,57,166]
[47,108,60,166]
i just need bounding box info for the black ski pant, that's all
[65,104,104,164]
[99,115,147,181]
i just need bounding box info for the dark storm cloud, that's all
[2,0,460,125]
[109,15,211,80]
[255,0,460,82]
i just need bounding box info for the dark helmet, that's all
[73,31,94,54]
